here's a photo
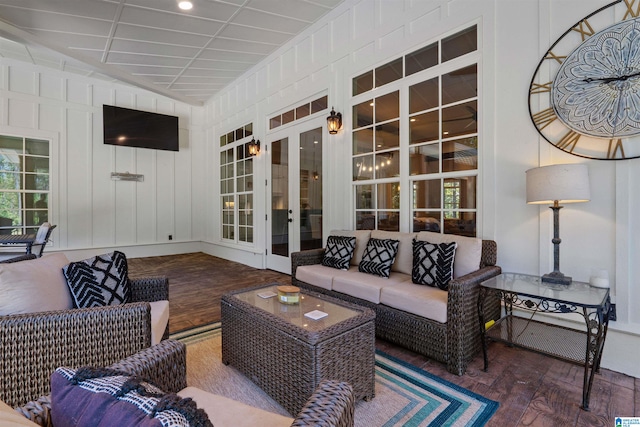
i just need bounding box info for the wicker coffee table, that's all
[221,283,375,416]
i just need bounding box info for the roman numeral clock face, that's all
[529,0,640,160]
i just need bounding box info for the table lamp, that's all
[526,164,590,285]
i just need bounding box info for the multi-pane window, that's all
[352,25,479,236]
[353,90,401,231]
[0,135,50,235]
[269,96,328,130]
[220,124,254,244]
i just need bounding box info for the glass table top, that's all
[481,272,609,308]
[231,284,362,332]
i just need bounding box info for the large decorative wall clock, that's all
[529,0,640,160]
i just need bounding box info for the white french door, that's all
[266,119,324,274]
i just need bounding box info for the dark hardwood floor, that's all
[128,252,637,426]
[129,252,291,332]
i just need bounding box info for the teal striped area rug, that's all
[373,351,498,426]
[173,324,498,427]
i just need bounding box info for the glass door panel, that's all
[271,138,289,257]
[266,118,325,274]
[299,128,322,251]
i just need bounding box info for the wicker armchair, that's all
[0,254,169,408]
[15,339,355,427]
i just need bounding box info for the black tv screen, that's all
[103,105,179,151]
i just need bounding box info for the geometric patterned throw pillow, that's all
[358,238,399,278]
[322,235,356,270]
[412,239,457,290]
[50,366,212,427]
[62,251,130,308]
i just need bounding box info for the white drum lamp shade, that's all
[526,164,590,205]
[525,163,590,285]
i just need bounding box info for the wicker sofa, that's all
[292,230,502,376]
[0,253,169,408]
[6,339,355,427]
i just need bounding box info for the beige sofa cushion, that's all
[0,252,72,315]
[296,264,357,291]
[179,386,293,427]
[416,231,482,278]
[332,271,411,304]
[0,399,39,426]
[371,230,417,275]
[380,281,448,323]
[149,300,169,345]
[329,230,371,266]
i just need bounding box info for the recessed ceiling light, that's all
[178,1,193,10]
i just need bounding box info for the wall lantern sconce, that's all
[248,138,260,156]
[327,107,342,135]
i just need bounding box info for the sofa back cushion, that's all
[0,252,72,315]
[416,231,482,278]
[329,230,371,266]
[371,230,417,275]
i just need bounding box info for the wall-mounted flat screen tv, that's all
[103,105,179,151]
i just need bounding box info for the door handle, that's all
[288,218,293,223]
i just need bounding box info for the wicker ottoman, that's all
[221,283,375,416]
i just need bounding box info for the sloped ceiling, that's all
[0,0,344,106]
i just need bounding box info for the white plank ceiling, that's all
[0,0,344,105]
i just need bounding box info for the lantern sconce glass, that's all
[327,107,342,135]
[248,138,260,156]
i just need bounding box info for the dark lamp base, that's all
[541,272,572,285]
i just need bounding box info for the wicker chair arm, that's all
[109,339,187,394]
[0,302,152,407]
[291,248,325,279]
[14,395,52,427]
[291,380,355,427]
[130,276,169,302]
[14,340,186,427]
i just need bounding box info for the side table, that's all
[478,273,611,411]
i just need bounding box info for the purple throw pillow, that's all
[51,367,211,427]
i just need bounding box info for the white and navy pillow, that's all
[322,235,356,270]
[412,239,457,290]
[63,251,130,308]
[51,366,212,427]
[358,238,399,278]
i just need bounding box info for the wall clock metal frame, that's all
[529,0,640,160]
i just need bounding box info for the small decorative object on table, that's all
[277,285,300,305]
[304,309,328,320]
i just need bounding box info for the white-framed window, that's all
[220,123,254,244]
[0,134,50,235]
[352,25,479,237]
